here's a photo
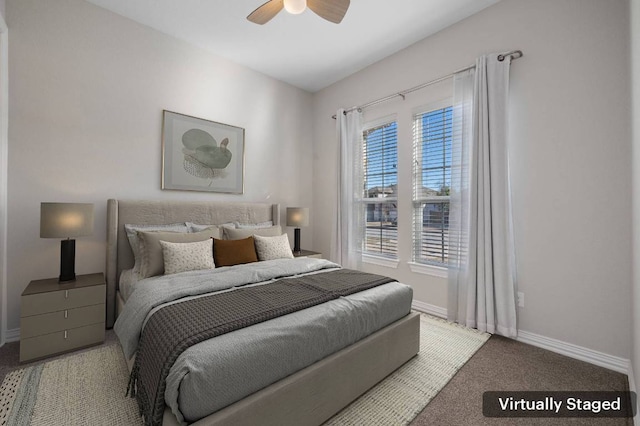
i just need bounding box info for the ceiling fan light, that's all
[283,0,307,15]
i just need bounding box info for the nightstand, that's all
[20,273,105,363]
[293,250,322,259]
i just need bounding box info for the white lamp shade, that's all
[40,203,95,238]
[286,207,309,227]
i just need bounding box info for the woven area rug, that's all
[0,344,140,426]
[0,313,488,425]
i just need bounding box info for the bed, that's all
[106,199,420,426]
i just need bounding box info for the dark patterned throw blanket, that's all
[128,268,395,426]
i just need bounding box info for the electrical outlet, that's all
[517,292,524,308]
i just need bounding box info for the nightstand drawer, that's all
[20,322,105,362]
[21,284,105,317]
[20,304,105,339]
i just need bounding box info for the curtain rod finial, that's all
[498,50,523,62]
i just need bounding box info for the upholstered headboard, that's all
[105,199,280,328]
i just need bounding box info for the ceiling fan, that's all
[247,0,350,25]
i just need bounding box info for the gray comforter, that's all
[115,258,341,359]
[114,258,413,424]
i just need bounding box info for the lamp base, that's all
[59,239,76,283]
[293,228,301,253]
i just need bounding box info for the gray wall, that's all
[312,0,632,358]
[5,0,314,331]
[632,0,640,399]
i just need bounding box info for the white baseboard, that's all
[411,300,447,319]
[412,298,633,384]
[516,329,630,375]
[5,327,19,343]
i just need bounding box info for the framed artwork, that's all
[161,110,245,194]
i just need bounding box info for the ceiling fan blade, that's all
[307,0,350,24]
[247,0,284,25]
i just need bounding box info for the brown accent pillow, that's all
[213,236,258,267]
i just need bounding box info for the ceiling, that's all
[84,0,500,92]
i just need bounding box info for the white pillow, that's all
[254,234,294,261]
[159,239,215,275]
[186,222,235,233]
[124,223,188,272]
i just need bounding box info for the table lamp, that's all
[40,202,94,283]
[286,207,309,254]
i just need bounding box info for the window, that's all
[413,106,452,266]
[362,120,398,259]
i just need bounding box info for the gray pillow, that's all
[223,225,283,240]
[124,223,188,272]
[137,228,219,278]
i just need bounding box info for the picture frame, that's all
[161,110,245,194]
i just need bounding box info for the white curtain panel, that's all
[330,109,364,270]
[448,54,517,337]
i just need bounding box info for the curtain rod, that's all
[331,49,523,119]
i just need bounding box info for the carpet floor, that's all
[411,335,632,426]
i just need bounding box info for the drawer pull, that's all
[64,310,68,319]
[65,290,69,299]
[64,330,68,339]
